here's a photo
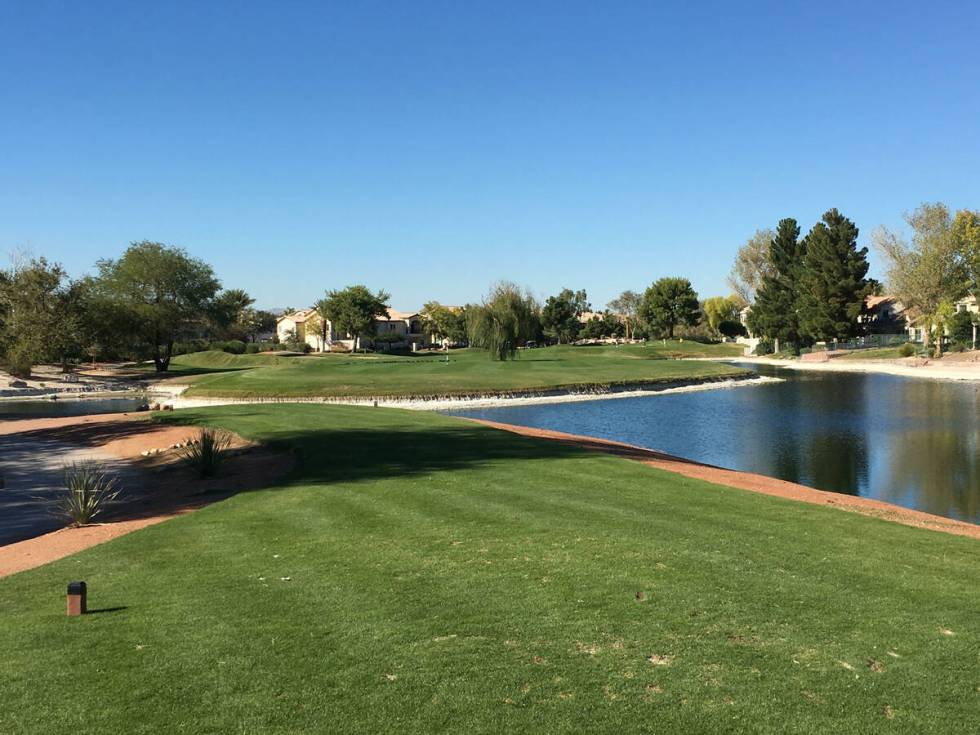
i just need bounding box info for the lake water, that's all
[0,395,151,420]
[444,364,980,524]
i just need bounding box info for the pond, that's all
[0,394,152,420]
[444,364,980,524]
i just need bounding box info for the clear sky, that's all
[2,1,978,311]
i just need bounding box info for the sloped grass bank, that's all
[0,405,975,734]
[177,343,747,399]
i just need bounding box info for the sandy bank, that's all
[733,356,980,381]
[158,374,779,411]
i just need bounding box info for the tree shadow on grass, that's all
[271,425,588,487]
[154,410,591,489]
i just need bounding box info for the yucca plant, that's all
[179,427,232,478]
[56,461,122,526]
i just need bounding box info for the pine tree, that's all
[746,219,805,353]
[797,209,871,342]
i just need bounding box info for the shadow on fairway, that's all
[267,424,589,487]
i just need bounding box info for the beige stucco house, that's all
[905,295,978,345]
[276,307,429,352]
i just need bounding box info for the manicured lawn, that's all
[1,405,976,733]
[174,342,746,398]
[836,347,915,360]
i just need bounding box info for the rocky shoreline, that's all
[157,373,779,411]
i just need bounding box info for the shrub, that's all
[949,311,975,346]
[718,320,747,339]
[245,343,260,354]
[180,427,232,479]
[173,339,209,356]
[209,340,246,354]
[753,338,774,356]
[5,346,34,378]
[56,461,122,525]
[898,343,915,358]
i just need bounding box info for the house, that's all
[275,308,320,350]
[954,294,979,315]
[275,307,429,352]
[906,295,978,344]
[577,311,604,325]
[736,306,760,354]
[861,295,907,334]
[372,309,428,351]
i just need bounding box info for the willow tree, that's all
[467,282,540,360]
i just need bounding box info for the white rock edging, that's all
[157,375,781,412]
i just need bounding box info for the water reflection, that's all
[0,395,151,420]
[444,367,980,524]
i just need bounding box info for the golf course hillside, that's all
[2,405,975,733]
[168,341,747,399]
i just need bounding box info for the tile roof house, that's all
[276,307,429,352]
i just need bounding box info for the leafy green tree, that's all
[319,285,390,352]
[0,257,90,376]
[728,229,776,302]
[580,311,624,339]
[92,241,221,372]
[422,302,467,345]
[640,277,700,339]
[747,219,807,353]
[797,209,871,343]
[49,278,93,371]
[952,208,980,297]
[541,288,588,344]
[607,290,642,340]
[948,309,976,345]
[873,203,969,355]
[467,282,540,360]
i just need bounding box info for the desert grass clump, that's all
[180,427,232,478]
[57,461,122,526]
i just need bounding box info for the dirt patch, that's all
[0,413,294,577]
[469,419,980,541]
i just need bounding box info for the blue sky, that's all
[1,1,978,310]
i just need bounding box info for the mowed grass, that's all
[1,405,977,734]
[836,347,911,361]
[174,342,746,398]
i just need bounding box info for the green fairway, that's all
[1,405,976,733]
[173,342,746,398]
